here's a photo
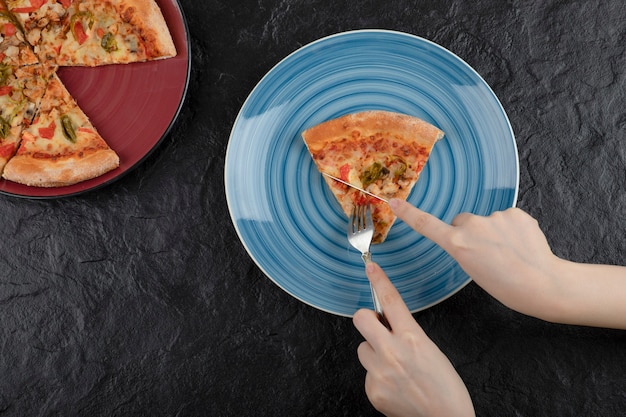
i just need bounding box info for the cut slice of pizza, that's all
[302,110,444,243]
[1,1,49,172]
[5,0,176,67]
[0,3,39,67]
[0,63,51,173]
[2,71,119,186]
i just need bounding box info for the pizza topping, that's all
[38,120,55,138]
[3,22,17,36]
[0,142,14,157]
[360,161,385,188]
[0,116,10,139]
[0,84,12,95]
[0,11,16,24]
[339,163,350,181]
[23,101,36,121]
[70,11,94,45]
[390,156,407,177]
[60,114,76,142]
[72,21,88,45]
[100,32,117,52]
[0,63,11,84]
[11,0,46,14]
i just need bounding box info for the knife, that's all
[322,172,389,203]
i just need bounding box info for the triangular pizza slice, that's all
[5,0,176,67]
[302,110,444,243]
[1,5,52,173]
[0,63,51,173]
[0,3,39,67]
[2,71,119,186]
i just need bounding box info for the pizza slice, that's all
[2,71,119,186]
[0,63,51,172]
[5,0,176,67]
[302,110,444,243]
[0,67,27,171]
[1,4,52,172]
[0,2,39,67]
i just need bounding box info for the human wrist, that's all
[532,257,579,324]
[500,253,568,323]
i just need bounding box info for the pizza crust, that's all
[2,148,120,187]
[302,110,444,153]
[117,0,176,59]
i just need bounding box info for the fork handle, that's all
[371,285,390,330]
[362,252,391,330]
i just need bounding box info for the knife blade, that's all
[322,172,388,203]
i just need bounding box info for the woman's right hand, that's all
[390,199,561,317]
[389,199,626,329]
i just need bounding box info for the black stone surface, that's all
[1,1,625,416]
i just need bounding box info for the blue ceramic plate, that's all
[225,30,518,317]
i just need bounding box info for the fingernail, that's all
[366,262,376,273]
[388,198,400,209]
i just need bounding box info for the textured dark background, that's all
[1,0,625,416]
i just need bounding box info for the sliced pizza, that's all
[302,110,444,243]
[2,71,119,186]
[0,0,178,188]
[0,64,51,172]
[0,3,39,67]
[1,2,49,172]
[5,0,176,67]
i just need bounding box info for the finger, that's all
[365,262,416,332]
[356,340,376,370]
[353,308,389,349]
[389,198,452,248]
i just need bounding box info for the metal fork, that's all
[348,203,389,329]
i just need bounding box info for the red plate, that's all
[0,0,190,198]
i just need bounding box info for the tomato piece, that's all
[4,23,16,37]
[0,142,14,158]
[10,7,35,13]
[11,0,45,13]
[58,0,72,8]
[339,163,350,181]
[73,21,88,45]
[38,121,56,139]
[0,86,12,96]
[351,193,366,206]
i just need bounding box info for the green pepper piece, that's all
[61,115,77,143]
[101,32,118,52]
[0,10,18,24]
[0,116,10,140]
[360,162,384,188]
[394,159,407,177]
[0,63,12,86]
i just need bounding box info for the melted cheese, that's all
[312,135,430,243]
